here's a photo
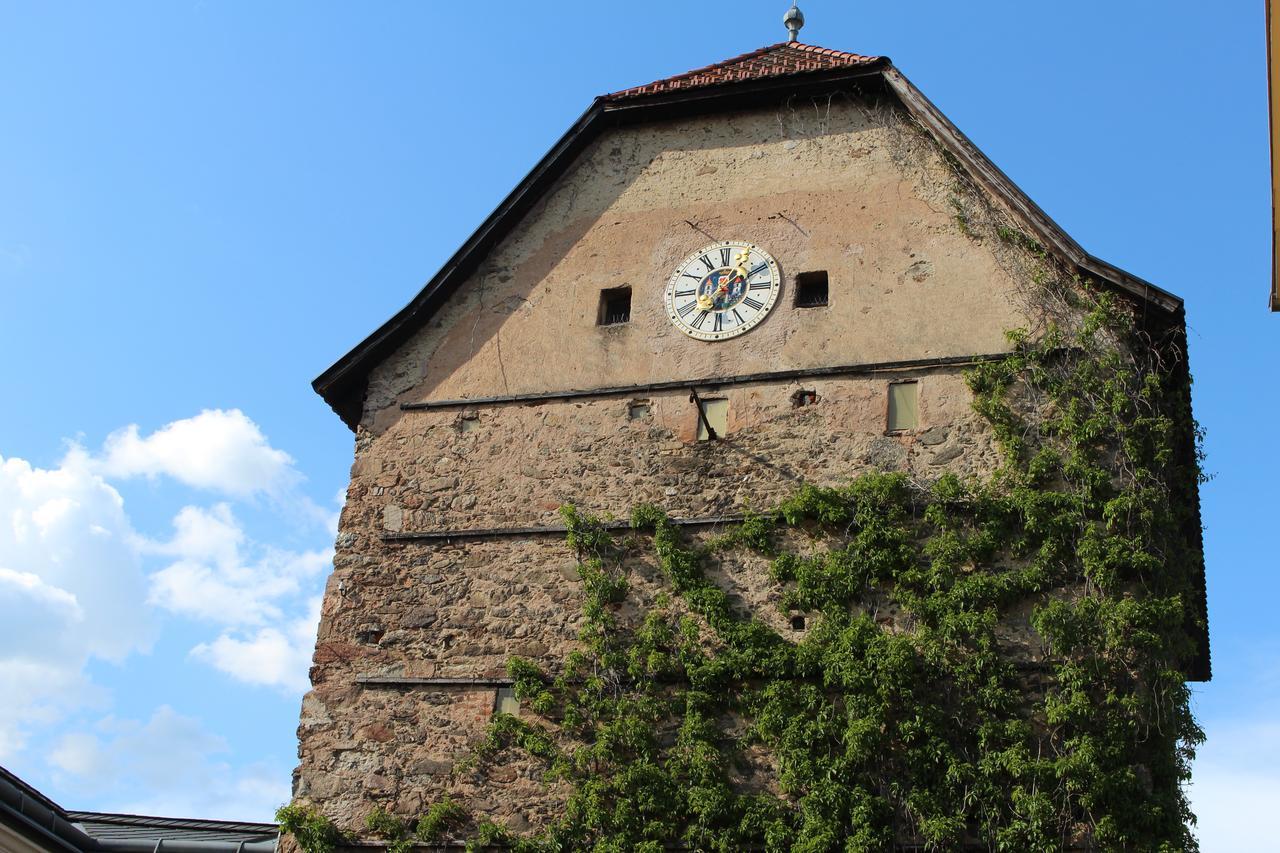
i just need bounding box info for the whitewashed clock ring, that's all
[664,241,781,341]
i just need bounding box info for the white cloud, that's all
[0,566,83,621]
[145,504,330,628]
[49,706,289,822]
[138,499,330,693]
[95,409,297,498]
[1,408,332,815]
[154,502,245,566]
[50,731,112,778]
[0,568,83,664]
[0,665,106,759]
[191,596,321,693]
[0,453,152,758]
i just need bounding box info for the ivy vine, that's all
[280,289,1204,851]
[453,289,1200,851]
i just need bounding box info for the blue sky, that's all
[0,1,1271,847]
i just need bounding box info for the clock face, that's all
[664,241,781,341]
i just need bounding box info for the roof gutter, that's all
[95,840,276,853]
[0,771,98,853]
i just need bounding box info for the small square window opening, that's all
[495,686,520,715]
[627,400,651,420]
[459,413,480,433]
[598,287,632,325]
[791,388,818,408]
[696,398,729,441]
[794,271,829,308]
[790,615,806,631]
[887,381,919,432]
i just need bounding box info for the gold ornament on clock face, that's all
[664,241,781,341]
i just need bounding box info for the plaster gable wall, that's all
[362,99,1029,433]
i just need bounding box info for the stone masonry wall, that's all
[293,368,1019,835]
[368,370,995,534]
[291,94,1050,841]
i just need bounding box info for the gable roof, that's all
[313,42,1186,431]
[608,42,882,100]
[67,812,278,846]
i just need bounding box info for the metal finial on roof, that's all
[784,1,804,42]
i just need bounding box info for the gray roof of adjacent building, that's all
[0,765,277,853]
[67,812,278,846]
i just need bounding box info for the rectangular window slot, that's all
[790,615,806,631]
[696,398,729,441]
[887,381,919,432]
[794,271,829,308]
[627,400,651,420]
[598,287,632,325]
[495,686,520,715]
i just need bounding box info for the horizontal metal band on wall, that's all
[357,675,514,688]
[399,352,1010,412]
[382,514,747,543]
[356,661,1057,690]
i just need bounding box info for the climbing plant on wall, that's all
[279,285,1205,852]
[386,288,1197,852]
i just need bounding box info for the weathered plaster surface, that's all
[363,101,1028,432]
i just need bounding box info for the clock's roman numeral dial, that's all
[665,241,779,341]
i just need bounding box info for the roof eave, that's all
[881,67,1183,315]
[604,56,889,107]
[312,63,891,430]
[312,97,610,428]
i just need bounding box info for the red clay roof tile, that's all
[606,42,883,100]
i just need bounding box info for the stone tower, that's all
[292,38,1207,850]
